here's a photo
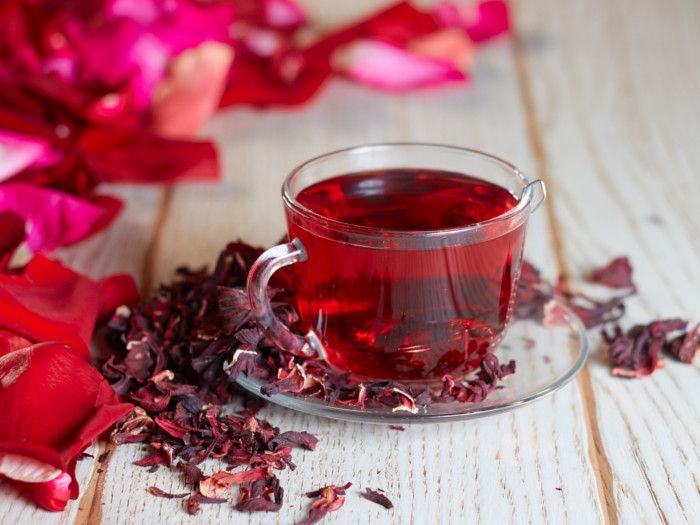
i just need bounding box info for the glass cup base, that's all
[236,301,589,424]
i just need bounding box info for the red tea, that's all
[288,168,525,381]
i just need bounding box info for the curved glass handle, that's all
[524,179,547,212]
[246,238,316,357]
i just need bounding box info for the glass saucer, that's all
[236,301,589,424]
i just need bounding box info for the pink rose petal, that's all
[0,454,62,483]
[334,39,465,91]
[0,130,56,182]
[27,471,73,512]
[434,0,510,43]
[0,183,108,252]
[77,20,170,110]
[263,0,307,29]
[151,42,234,138]
[409,28,475,74]
[106,0,161,25]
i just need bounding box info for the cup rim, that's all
[282,142,534,241]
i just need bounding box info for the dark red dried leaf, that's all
[177,462,203,488]
[361,488,393,509]
[235,475,284,512]
[185,492,228,515]
[665,324,699,363]
[299,482,352,525]
[591,257,635,290]
[147,486,189,499]
[200,467,271,498]
[605,319,687,377]
[438,353,515,403]
[269,431,318,451]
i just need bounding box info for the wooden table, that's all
[3,0,699,523]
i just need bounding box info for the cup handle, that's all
[525,179,547,212]
[246,238,317,357]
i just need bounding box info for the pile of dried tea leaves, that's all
[102,243,698,518]
[103,242,514,517]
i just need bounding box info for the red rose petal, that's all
[434,1,511,43]
[219,2,439,108]
[263,0,307,29]
[98,274,140,320]
[0,255,102,359]
[80,128,219,183]
[0,211,25,270]
[0,342,133,510]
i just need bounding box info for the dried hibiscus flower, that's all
[199,467,271,498]
[235,475,284,512]
[147,486,189,499]
[0,342,133,511]
[590,256,635,290]
[605,319,698,377]
[299,482,352,525]
[361,487,394,509]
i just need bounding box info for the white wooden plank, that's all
[98,38,603,524]
[513,0,700,522]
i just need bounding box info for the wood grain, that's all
[513,0,700,522]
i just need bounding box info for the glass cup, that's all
[247,143,546,382]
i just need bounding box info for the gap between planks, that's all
[509,16,619,525]
[74,187,173,525]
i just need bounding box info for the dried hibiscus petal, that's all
[268,431,318,451]
[665,324,699,363]
[199,467,271,498]
[185,492,228,515]
[147,486,189,499]
[361,487,394,509]
[299,482,352,525]
[591,257,635,290]
[604,319,687,377]
[235,475,284,512]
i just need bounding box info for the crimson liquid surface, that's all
[289,168,525,381]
